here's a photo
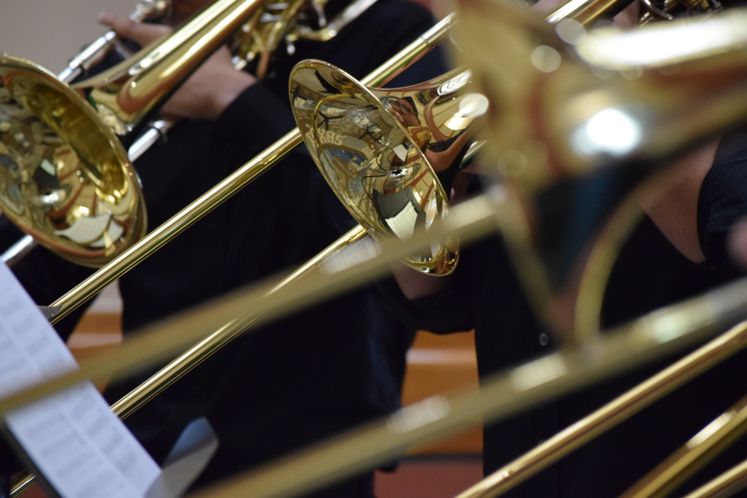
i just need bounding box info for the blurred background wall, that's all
[0,0,131,73]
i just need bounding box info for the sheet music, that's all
[0,263,161,498]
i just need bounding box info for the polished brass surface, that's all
[286,0,638,279]
[545,0,632,24]
[76,0,265,136]
[1,0,266,267]
[287,0,379,43]
[1,195,747,498]
[46,13,455,324]
[682,459,747,498]
[0,0,171,267]
[4,6,746,497]
[0,56,146,267]
[460,1,747,194]
[456,2,747,337]
[57,0,172,83]
[193,310,747,498]
[621,396,747,498]
[290,63,483,275]
[109,225,368,422]
[230,0,311,76]
[128,0,378,160]
[0,192,502,420]
[8,224,369,498]
[456,351,747,498]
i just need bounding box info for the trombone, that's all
[0,0,383,266]
[5,2,747,495]
[0,0,172,267]
[0,0,270,268]
[26,0,724,448]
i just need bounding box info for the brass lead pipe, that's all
[76,0,265,134]
[47,13,456,325]
[621,396,747,498]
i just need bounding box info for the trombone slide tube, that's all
[620,396,747,498]
[195,313,747,498]
[58,31,118,84]
[47,13,456,324]
[9,226,368,497]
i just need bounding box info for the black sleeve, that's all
[376,255,474,334]
[210,82,297,152]
[697,130,747,280]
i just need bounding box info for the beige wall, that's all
[0,0,132,73]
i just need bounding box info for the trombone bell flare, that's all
[289,61,489,275]
[0,55,146,267]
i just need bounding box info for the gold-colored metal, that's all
[545,0,631,24]
[289,63,483,275]
[682,459,747,498]
[46,13,456,324]
[0,0,269,267]
[4,6,747,496]
[57,0,173,83]
[75,0,266,136]
[621,396,747,498]
[2,195,747,498]
[9,20,456,487]
[8,224,369,497]
[109,225,368,421]
[191,312,747,498]
[0,56,146,267]
[545,0,721,25]
[0,191,502,420]
[128,0,379,159]
[456,0,747,338]
[0,1,172,267]
[456,352,747,498]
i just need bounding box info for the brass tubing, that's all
[459,373,747,497]
[682,459,747,498]
[2,193,747,497]
[110,224,368,421]
[47,13,456,325]
[621,396,747,498]
[8,225,368,497]
[191,321,747,498]
[546,0,631,24]
[0,193,503,423]
[76,0,265,131]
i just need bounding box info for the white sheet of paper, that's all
[0,263,160,498]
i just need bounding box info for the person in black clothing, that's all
[0,0,446,494]
[383,126,747,497]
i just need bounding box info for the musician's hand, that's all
[98,12,256,120]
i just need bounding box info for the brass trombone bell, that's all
[289,63,487,275]
[0,0,266,267]
[0,56,146,267]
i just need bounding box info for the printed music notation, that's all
[0,263,160,498]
